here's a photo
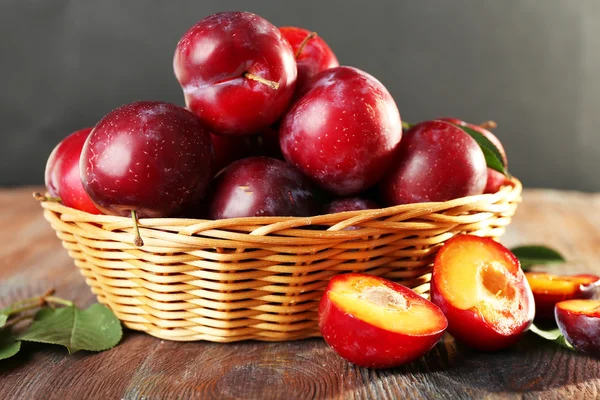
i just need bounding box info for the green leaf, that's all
[480,147,507,175]
[529,324,574,350]
[0,329,21,360]
[510,245,566,270]
[18,304,122,354]
[0,314,7,328]
[457,125,508,176]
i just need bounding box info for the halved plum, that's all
[319,273,447,368]
[526,272,600,321]
[556,299,600,356]
[430,235,535,351]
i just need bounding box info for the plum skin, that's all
[210,127,282,173]
[45,128,101,214]
[280,66,402,196]
[80,101,214,218]
[380,120,487,206]
[279,26,339,93]
[430,284,533,352]
[174,12,297,136]
[556,305,600,356]
[319,274,447,369]
[438,117,509,193]
[205,156,318,219]
[324,198,380,214]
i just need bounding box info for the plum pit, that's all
[476,262,522,331]
[357,285,409,311]
[479,263,516,302]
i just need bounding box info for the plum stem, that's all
[33,192,62,203]
[243,72,279,90]
[131,210,144,247]
[295,32,317,58]
[479,121,498,130]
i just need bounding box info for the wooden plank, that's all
[1,187,599,399]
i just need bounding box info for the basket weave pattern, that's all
[40,179,521,342]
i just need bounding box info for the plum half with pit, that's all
[379,120,487,205]
[206,156,318,219]
[279,66,402,196]
[174,12,297,136]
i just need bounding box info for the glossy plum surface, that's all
[430,235,535,352]
[211,127,282,173]
[319,273,447,368]
[206,156,318,219]
[279,26,339,93]
[556,300,600,356]
[485,169,509,194]
[380,120,487,206]
[439,117,509,193]
[174,12,297,136]
[80,101,214,218]
[526,273,600,321]
[45,128,101,214]
[324,197,380,214]
[280,66,402,196]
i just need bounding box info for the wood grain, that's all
[1,187,600,400]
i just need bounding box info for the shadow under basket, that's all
[39,179,522,342]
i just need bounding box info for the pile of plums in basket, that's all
[45,11,510,224]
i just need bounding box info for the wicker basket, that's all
[39,178,522,342]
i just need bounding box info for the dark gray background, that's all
[1,0,598,191]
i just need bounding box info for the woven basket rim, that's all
[38,178,521,235]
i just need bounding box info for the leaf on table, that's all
[510,245,566,270]
[0,329,21,360]
[457,125,509,176]
[529,324,574,350]
[0,313,7,328]
[18,304,122,354]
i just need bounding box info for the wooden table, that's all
[1,187,599,399]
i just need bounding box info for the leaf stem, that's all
[45,296,74,307]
